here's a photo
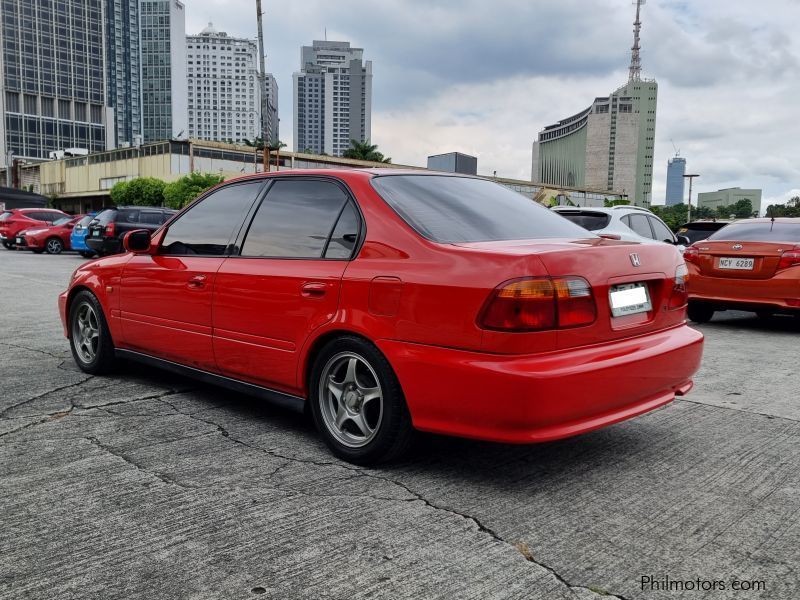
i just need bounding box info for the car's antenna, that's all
[768,205,775,231]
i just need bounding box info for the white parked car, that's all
[551,205,690,251]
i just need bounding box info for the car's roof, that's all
[221,168,483,186]
[728,218,800,225]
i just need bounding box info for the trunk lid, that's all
[691,240,796,279]
[454,237,686,351]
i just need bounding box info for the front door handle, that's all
[187,274,206,289]
[301,282,327,298]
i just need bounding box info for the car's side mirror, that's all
[123,229,151,253]
[675,235,691,246]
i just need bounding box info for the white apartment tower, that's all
[186,23,269,144]
[293,41,372,156]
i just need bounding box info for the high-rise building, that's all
[105,0,142,147]
[0,0,113,164]
[264,73,279,144]
[140,0,187,142]
[665,156,686,206]
[293,41,372,156]
[186,23,264,144]
[531,0,657,206]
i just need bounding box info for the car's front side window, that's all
[161,181,264,256]
[240,179,353,259]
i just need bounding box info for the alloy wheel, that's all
[46,238,63,254]
[72,303,100,363]
[319,351,384,448]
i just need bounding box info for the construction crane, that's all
[670,139,680,158]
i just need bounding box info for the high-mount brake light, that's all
[479,276,596,332]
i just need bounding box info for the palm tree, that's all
[267,140,287,171]
[343,139,391,163]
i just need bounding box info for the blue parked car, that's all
[70,213,96,258]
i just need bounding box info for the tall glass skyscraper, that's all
[140,0,187,142]
[105,0,141,147]
[0,0,111,163]
[665,156,686,206]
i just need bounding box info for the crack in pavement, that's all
[86,436,199,490]
[0,377,94,419]
[676,397,800,424]
[5,342,68,360]
[154,397,628,599]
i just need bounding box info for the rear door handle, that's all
[187,274,206,289]
[301,282,327,298]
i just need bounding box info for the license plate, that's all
[718,257,754,270]
[16,237,22,244]
[609,282,652,317]
[92,230,101,237]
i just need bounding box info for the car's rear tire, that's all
[687,302,715,324]
[68,290,116,375]
[309,335,415,465]
[79,251,95,258]
[45,237,64,254]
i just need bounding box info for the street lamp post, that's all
[684,174,700,222]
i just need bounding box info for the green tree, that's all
[163,172,224,209]
[109,177,166,206]
[343,139,391,163]
[764,196,800,218]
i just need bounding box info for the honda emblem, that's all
[630,253,641,267]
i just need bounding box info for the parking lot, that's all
[1,250,798,600]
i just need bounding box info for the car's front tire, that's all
[687,301,715,324]
[45,237,64,254]
[309,335,415,465]
[68,290,116,374]
[2,241,15,250]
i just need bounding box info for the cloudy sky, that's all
[185,0,800,206]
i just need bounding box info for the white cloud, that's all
[183,0,800,199]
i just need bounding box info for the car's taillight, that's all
[479,276,596,332]
[777,248,800,270]
[669,264,689,310]
[104,223,115,237]
[683,247,700,264]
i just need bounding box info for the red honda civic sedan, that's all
[59,170,704,464]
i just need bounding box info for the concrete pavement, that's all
[1,251,798,599]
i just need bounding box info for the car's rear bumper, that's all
[377,324,704,444]
[85,237,120,254]
[689,270,800,311]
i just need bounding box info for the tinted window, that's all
[161,181,263,256]
[678,223,727,243]
[119,209,140,223]
[241,179,349,258]
[53,217,72,226]
[92,209,117,225]
[139,211,163,225]
[372,175,592,243]
[554,211,611,231]
[76,215,94,227]
[324,202,360,259]
[159,211,176,224]
[626,214,654,239]
[40,212,63,223]
[649,216,675,242]
[707,222,800,242]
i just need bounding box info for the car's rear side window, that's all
[92,209,117,225]
[707,222,800,242]
[139,211,163,225]
[371,175,592,243]
[554,211,611,231]
[240,179,351,258]
[625,214,655,239]
[161,181,263,256]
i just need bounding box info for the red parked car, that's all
[685,218,800,322]
[19,214,86,254]
[59,170,704,464]
[0,208,69,249]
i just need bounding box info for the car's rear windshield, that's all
[91,209,117,225]
[553,211,611,231]
[678,223,727,243]
[371,175,593,243]
[76,215,94,227]
[706,222,800,242]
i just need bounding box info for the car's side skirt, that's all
[114,348,306,413]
